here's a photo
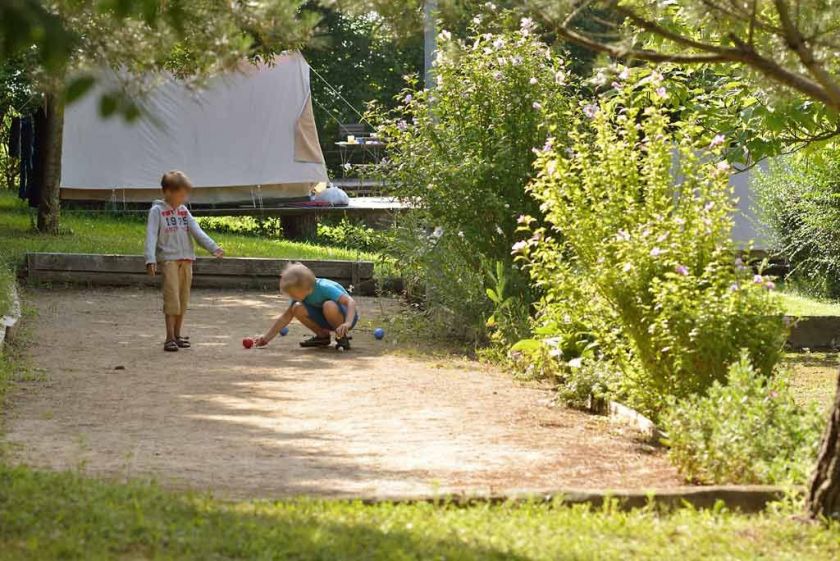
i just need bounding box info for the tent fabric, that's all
[60,53,327,203]
[294,97,325,164]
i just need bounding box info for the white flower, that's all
[567,357,583,369]
[472,16,482,25]
[485,2,496,10]
[650,71,664,85]
[616,229,631,242]
[716,160,731,173]
[439,30,452,41]
[583,104,599,119]
[511,240,528,254]
[457,230,465,239]
[496,225,504,235]
[520,17,535,32]
[710,134,726,148]
[431,226,444,239]
[343,162,352,171]
[404,94,412,103]
[529,77,538,85]
[622,262,633,272]
[493,38,505,49]
[554,70,566,85]
[618,68,630,80]
[532,101,542,110]
[655,86,668,98]
[511,56,522,66]
[650,247,662,257]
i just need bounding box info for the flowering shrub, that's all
[371,10,574,342]
[517,71,787,417]
[662,352,823,485]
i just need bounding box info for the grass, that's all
[785,352,839,412]
[0,191,381,269]
[0,464,838,561]
[778,291,840,317]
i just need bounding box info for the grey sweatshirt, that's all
[145,200,220,264]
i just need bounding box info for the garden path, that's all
[4,288,679,498]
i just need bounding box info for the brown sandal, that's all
[176,336,191,348]
[164,339,179,352]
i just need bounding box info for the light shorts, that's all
[160,260,192,316]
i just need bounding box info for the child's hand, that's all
[146,263,156,277]
[213,248,225,258]
[255,335,269,347]
[335,323,351,338]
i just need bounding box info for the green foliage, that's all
[371,10,575,342]
[2,464,840,560]
[754,143,840,299]
[0,263,13,318]
[303,7,423,171]
[520,69,787,418]
[662,351,824,485]
[316,218,392,253]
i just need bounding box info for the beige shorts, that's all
[160,260,193,316]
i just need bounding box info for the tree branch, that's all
[772,0,840,103]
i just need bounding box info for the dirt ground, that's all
[3,288,679,499]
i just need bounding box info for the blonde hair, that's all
[279,262,316,293]
[160,170,193,192]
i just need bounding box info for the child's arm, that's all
[186,211,224,258]
[145,207,160,275]
[335,294,357,337]
[257,305,295,346]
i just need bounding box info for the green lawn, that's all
[0,464,837,561]
[0,191,380,269]
[778,292,840,317]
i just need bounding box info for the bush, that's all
[316,218,391,253]
[371,10,575,343]
[662,352,823,485]
[753,143,840,299]
[518,70,787,418]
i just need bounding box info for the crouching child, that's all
[257,262,358,350]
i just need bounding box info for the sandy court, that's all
[3,287,679,498]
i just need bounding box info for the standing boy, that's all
[145,170,224,352]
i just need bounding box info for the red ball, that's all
[242,337,254,349]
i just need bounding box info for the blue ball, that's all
[280,327,289,336]
[374,327,385,340]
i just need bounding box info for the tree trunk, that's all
[36,91,64,234]
[807,369,840,519]
[280,214,318,241]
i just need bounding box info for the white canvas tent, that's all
[60,53,327,204]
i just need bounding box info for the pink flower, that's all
[650,247,662,257]
[710,134,726,148]
[675,264,689,276]
[655,86,667,98]
[511,240,528,254]
[753,274,764,284]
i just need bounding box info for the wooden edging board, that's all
[24,253,376,295]
[359,485,789,513]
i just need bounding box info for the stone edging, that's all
[1,283,22,352]
[359,485,789,513]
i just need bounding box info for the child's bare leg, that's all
[292,303,330,336]
[174,314,185,338]
[322,300,346,330]
[165,315,177,341]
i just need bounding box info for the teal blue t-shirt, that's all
[298,278,349,308]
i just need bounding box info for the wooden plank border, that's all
[24,253,375,294]
[359,485,789,514]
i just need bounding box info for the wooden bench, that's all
[25,253,376,294]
